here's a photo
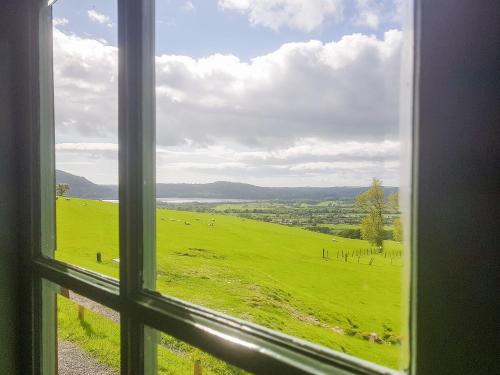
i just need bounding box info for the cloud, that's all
[56,143,118,152]
[155,139,400,186]
[87,9,113,27]
[155,30,402,147]
[218,0,343,32]
[52,25,402,185]
[52,28,118,143]
[354,0,403,29]
[53,18,69,27]
[180,1,196,13]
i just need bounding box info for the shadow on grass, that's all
[79,319,95,337]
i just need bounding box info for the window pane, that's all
[41,280,120,375]
[51,0,119,279]
[154,0,410,370]
[146,326,249,375]
[57,290,120,374]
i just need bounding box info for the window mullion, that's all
[38,2,57,375]
[118,0,156,374]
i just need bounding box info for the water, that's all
[103,198,257,204]
[157,198,256,204]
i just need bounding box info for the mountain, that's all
[56,170,398,200]
[155,181,398,200]
[56,170,117,199]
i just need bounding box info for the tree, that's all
[388,192,403,242]
[56,183,70,197]
[392,217,403,242]
[356,178,385,250]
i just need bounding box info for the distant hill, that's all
[56,170,117,199]
[56,170,398,200]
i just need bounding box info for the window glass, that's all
[57,290,121,375]
[41,280,121,375]
[51,0,119,279]
[146,327,249,375]
[154,0,409,370]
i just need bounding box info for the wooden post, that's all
[194,360,202,375]
[96,252,102,263]
[78,305,85,321]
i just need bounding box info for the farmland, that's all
[55,198,405,373]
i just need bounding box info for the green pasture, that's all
[55,198,405,371]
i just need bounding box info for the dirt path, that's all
[58,340,118,375]
[69,291,120,323]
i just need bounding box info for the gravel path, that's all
[57,293,120,374]
[58,340,118,375]
[69,291,120,323]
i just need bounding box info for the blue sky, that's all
[52,0,406,187]
[54,0,401,58]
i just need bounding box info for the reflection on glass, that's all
[52,0,119,279]
[154,0,408,369]
[57,290,120,375]
[147,326,248,375]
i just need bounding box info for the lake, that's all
[103,198,257,204]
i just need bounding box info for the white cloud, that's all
[87,9,113,27]
[52,25,402,185]
[56,143,118,152]
[53,18,69,27]
[180,1,196,13]
[154,138,400,186]
[354,0,403,29]
[52,28,118,143]
[218,0,344,32]
[155,30,402,147]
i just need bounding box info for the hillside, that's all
[56,170,398,200]
[56,170,116,199]
[54,198,404,369]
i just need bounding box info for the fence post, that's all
[194,360,202,375]
[78,305,85,321]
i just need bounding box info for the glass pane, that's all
[51,0,119,279]
[57,290,120,374]
[40,279,120,375]
[146,326,249,375]
[153,0,411,370]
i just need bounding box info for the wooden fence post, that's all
[194,360,202,375]
[60,287,69,298]
[78,305,85,321]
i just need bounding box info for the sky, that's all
[52,0,406,187]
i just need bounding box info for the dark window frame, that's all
[25,0,421,374]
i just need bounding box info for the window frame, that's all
[26,0,416,374]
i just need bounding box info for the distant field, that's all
[55,198,405,371]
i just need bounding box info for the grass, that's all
[58,296,120,371]
[55,198,405,371]
[57,296,247,374]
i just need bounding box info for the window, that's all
[153,1,408,370]
[32,0,413,374]
[43,280,121,374]
[51,0,120,279]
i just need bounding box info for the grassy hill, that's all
[55,198,405,371]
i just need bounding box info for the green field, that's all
[55,198,405,372]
